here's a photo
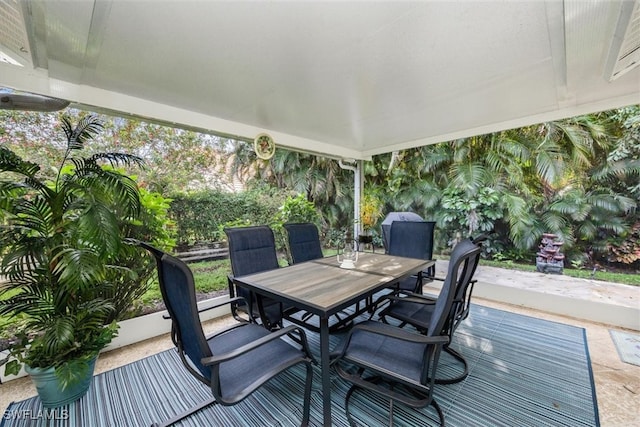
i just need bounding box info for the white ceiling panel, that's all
[0,0,638,159]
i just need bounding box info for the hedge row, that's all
[168,189,289,248]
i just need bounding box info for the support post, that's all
[338,159,362,248]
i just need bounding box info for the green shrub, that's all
[168,189,287,247]
[115,184,176,320]
[271,194,320,263]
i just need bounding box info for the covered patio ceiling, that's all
[1,0,639,160]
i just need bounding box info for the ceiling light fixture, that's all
[0,93,70,112]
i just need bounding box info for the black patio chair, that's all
[138,241,314,427]
[380,211,424,253]
[225,225,288,330]
[387,220,436,293]
[284,222,324,264]
[283,222,354,332]
[376,236,485,384]
[332,239,481,426]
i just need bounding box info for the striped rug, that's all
[1,305,599,427]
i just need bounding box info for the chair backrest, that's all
[449,235,486,329]
[139,242,213,384]
[426,238,481,338]
[284,223,324,264]
[225,226,280,276]
[471,232,490,245]
[224,226,281,326]
[387,221,436,261]
[380,211,424,252]
[453,238,482,299]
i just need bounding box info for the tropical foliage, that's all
[359,191,384,233]
[229,144,354,228]
[110,185,176,320]
[0,109,231,194]
[357,108,639,267]
[1,105,638,271]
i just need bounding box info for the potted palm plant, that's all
[0,115,143,407]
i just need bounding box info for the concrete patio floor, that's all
[1,265,638,426]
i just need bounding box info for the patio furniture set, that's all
[139,219,484,426]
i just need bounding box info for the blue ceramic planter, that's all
[25,356,97,408]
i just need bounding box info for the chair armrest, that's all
[428,276,478,285]
[351,321,449,345]
[369,290,436,315]
[395,291,438,304]
[227,274,236,297]
[370,288,421,307]
[367,292,400,315]
[162,296,248,319]
[201,325,314,366]
[199,296,248,313]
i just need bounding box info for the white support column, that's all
[354,160,363,241]
[338,159,361,245]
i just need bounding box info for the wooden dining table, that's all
[232,252,434,426]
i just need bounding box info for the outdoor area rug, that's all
[609,329,640,367]
[1,305,599,427]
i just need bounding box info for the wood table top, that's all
[233,252,433,315]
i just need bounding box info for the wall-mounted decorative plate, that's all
[254,133,276,159]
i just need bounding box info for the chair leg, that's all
[434,345,469,385]
[151,396,217,427]
[430,398,445,427]
[301,361,313,427]
[344,384,445,427]
[345,385,359,427]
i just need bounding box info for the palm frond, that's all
[51,248,106,293]
[448,162,487,196]
[87,152,145,169]
[75,203,122,254]
[541,211,568,233]
[554,121,593,168]
[549,195,590,221]
[11,198,54,235]
[576,220,598,240]
[0,289,54,318]
[586,190,630,214]
[64,115,104,151]
[535,148,563,185]
[0,146,40,177]
[0,242,44,280]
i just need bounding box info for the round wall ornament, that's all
[254,133,276,159]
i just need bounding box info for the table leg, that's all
[319,315,332,426]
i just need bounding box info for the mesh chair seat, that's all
[333,321,428,383]
[213,324,308,402]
